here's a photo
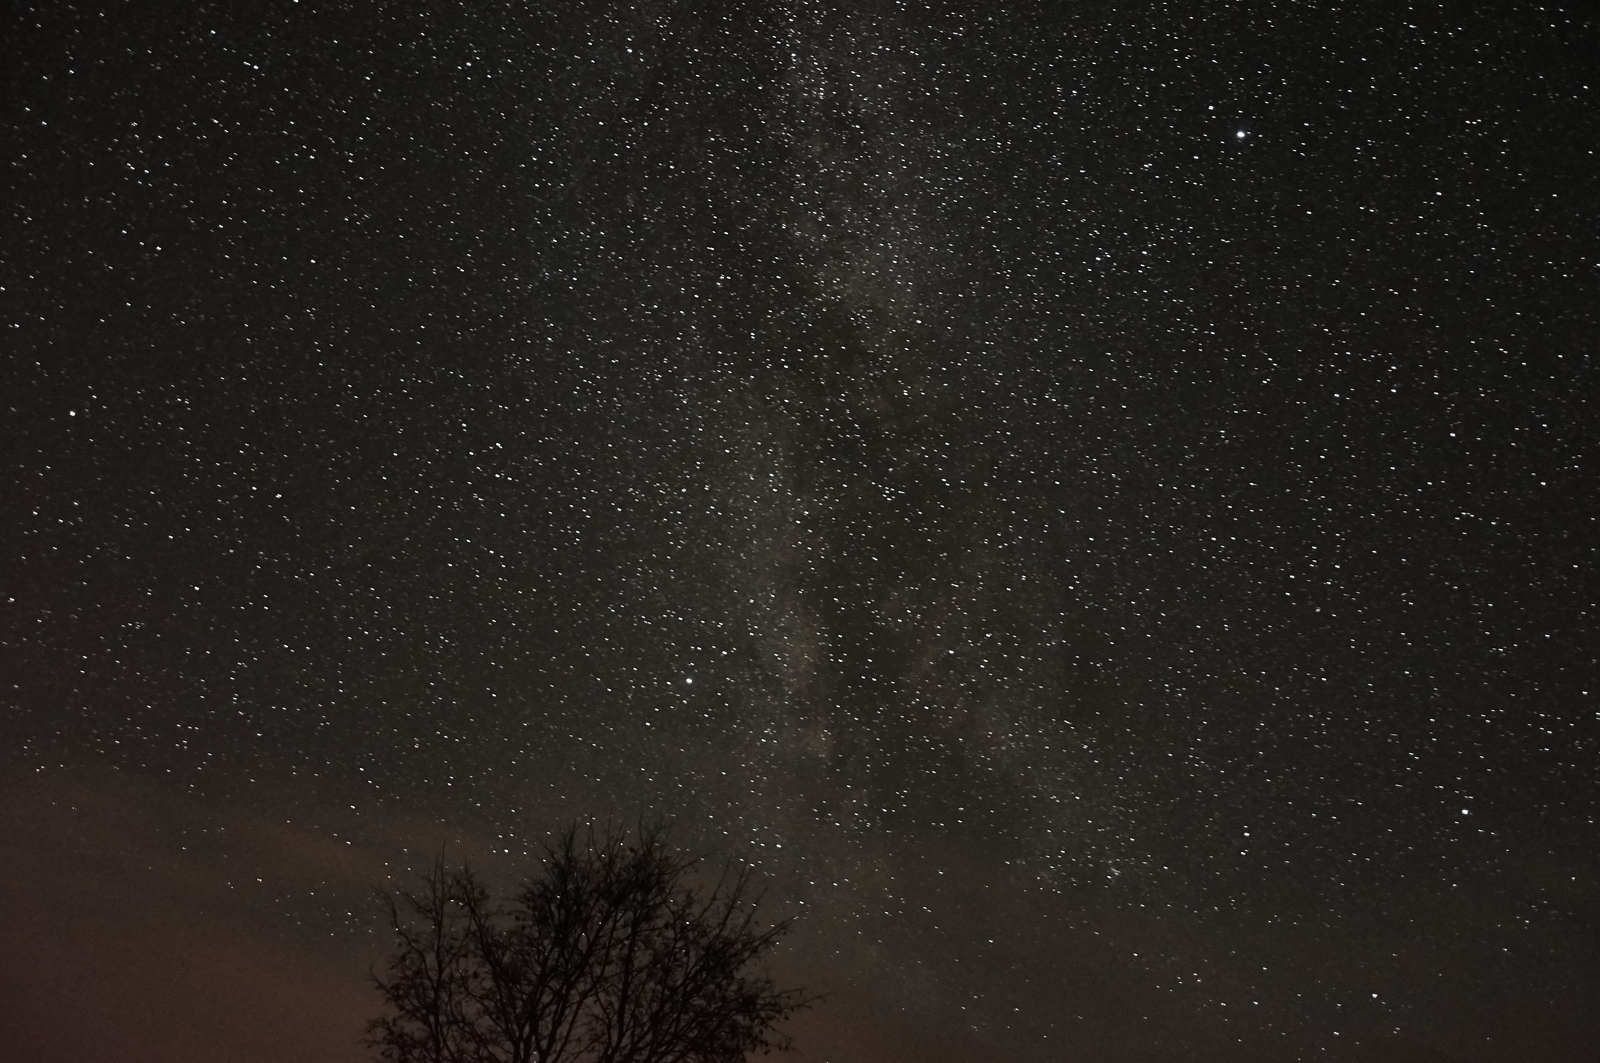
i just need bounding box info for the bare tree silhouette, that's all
[367,823,809,1063]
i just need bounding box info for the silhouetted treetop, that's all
[367,822,810,1063]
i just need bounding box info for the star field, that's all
[3,3,1597,1061]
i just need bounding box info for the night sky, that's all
[3,3,1597,1061]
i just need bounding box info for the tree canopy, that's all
[367,823,809,1063]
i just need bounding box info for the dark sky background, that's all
[3,2,1597,1061]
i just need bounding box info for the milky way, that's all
[4,3,1596,1060]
